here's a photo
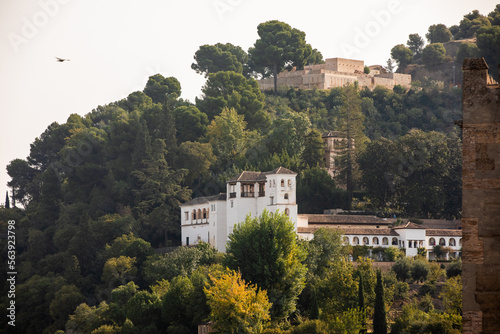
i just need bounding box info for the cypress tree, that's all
[358,274,366,334]
[373,269,387,334]
[5,191,10,209]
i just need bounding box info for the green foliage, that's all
[446,258,462,278]
[407,33,424,57]
[425,24,452,43]
[364,65,370,74]
[143,246,202,284]
[248,20,321,94]
[392,257,412,281]
[172,105,209,143]
[391,303,462,334]
[143,74,181,104]
[411,259,430,283]
[440,276,462,315]
[422,43,447,67]
[290,319,329,334]
[225,211,307,321]
[176,141,216,184]
[197,71,269,130]
[373,270,387,334]
[192,43,249,77]
[391,44,414,72]
[301,129,325,168]
[296,167,350,214]
[329,308,365,334]
[204,268,271,334]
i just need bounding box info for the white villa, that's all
[180,167,461,259]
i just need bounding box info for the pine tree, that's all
[373,270,387,334]
[5,191,10,209]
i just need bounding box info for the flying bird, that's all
[55,57,70,62]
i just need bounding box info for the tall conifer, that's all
[5,191,10,209]
[373,270,387,334]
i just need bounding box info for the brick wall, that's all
[462,58,500,334]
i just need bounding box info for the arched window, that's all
[363,237,369,245]
[429,238,436,246]
[439,238,446,246]
[459,238,462,246]
[192,209,196,220]
[353,237,359,245]
[285,208,290,216]
[392,237,398,245]
[284,193,289,200]
[382,237,388,245]
[343,236,350,244]
[197,209,202,220]
[281,179,285,187]
[202,208,207,219]
[449,238,456,246]
[288,179,292,187]
[373,237,379,245]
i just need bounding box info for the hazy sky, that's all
[0,0,498,202]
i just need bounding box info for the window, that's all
[284,193,289,200]
[343,236,349,244]
[449,238,456,246]
[408,241,412,248]
[281,179,285,187]
[288,179,292,187]
[192,209,196,220]
[429,238,436,246]
[363,237,369,245]
[353,237,359,245]
[230,201,233,208]
[270,196,274,205]
[285,208,290,216]
[439,238,446,246]
[382,237,388,245]
[185,212,189,221]
[203,208,207,219]
[197,209,202,219]
[392,237,398,245]
[373,237,379,245]
[186,237,189,246]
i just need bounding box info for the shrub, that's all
[446,259,462,278]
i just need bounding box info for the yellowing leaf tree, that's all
[204,268,271,334]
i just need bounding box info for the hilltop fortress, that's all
[258,57,412,91]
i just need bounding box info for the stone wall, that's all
[462,58,500,334]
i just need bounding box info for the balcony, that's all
[241,192,255,198]
[229,192,236,198]
[258,191,265,197]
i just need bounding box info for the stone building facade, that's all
[258,57,412,91]
[462,58,500,334]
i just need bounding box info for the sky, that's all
[0,0,498,204]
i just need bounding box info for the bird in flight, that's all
[55,57,70,62]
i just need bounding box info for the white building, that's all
[180,168,461,259]
[180,167,298,252]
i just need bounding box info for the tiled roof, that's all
[426,229,462,237]
[393,222,425,229]
[227,167,296,183]
[298,226,398,236]
[180,193,226,206]
[300,214,391,225]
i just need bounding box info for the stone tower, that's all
[462,58,500,334]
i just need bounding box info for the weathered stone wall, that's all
[462,58,500,334]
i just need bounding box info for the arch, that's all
[459,238,462,247]
[449,238,456,247]
[429,238,436,246]
[353,237,359,245]
[373,237,379,245]
[192,209,196,220]
[285,208,290,216]
[281,179,285,187]
[202,208,207,219]
[343,236,350,244]
[197,209,202,220]
[392,237,398,245]
[439,238,446,246]
[284,193,289,200]
[363,237,369,245]
[288,179,292,187]
[382,237,389,245]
